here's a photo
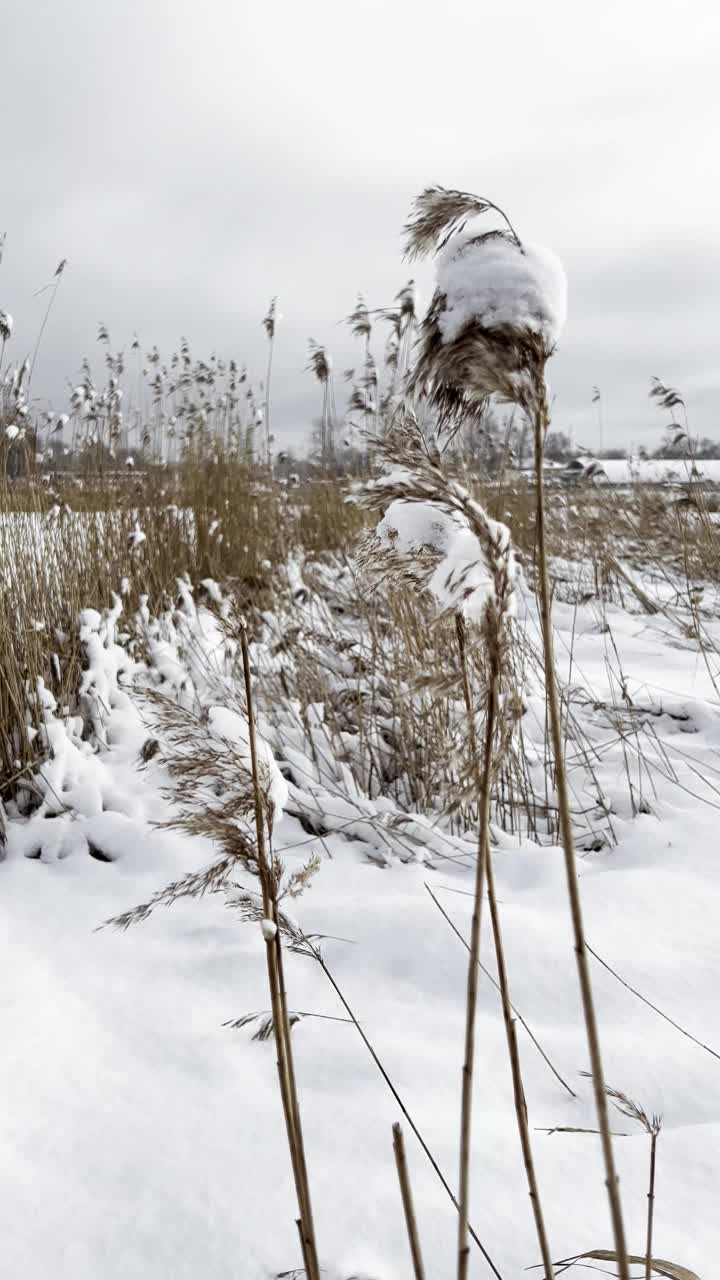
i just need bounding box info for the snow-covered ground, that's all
[577,458,720,487]
[2,559,719,1279]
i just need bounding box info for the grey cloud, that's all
[2,0,718,452]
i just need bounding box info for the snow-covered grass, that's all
[2,498,720,1277]
[4,448,720,1278]
[0,464,365,791]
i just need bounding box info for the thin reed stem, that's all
[28,270,64,389]
[478,844,554,1279]
[239,621,321,1280]
[455,613,495,1280]
[424,883,575,1099]
[454,609,553,1280]
[645,1132,658,1280]
[392,1123,426,1280]
[532,384,629,1280]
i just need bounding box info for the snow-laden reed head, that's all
[307,340,333,384]
[404,186,566,426]
[358,410,517,643]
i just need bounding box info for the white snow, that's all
[597,457,720,486]
[1,556,719,1280]
[376,494,516,621]
[436,228,567,347]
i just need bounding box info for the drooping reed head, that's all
[262,297,278,341]
[347,293,372,342]
[404,186,567,430]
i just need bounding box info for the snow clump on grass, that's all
[360,415,517,630]
[373,486,516,624]
[435,228,567,347]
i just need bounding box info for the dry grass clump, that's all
[0,447,370,798]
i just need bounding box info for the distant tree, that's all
[543,430,574,462]
[695,437,720,459]
[603,447,627,459]
[653,435,720,460]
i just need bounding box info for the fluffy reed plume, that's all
[262,297,279,467]
[649,376,693,456]
[347,293,372,345]
[100,690,313,926]
[307,339,336,465]
[401,183,629,1280]
[649,376,685,416]
[345,295,376,448]
[581,1075,663,1280]
[405,193,563,438]
[100,659,322,1280]
[395,279,419,378]
[403,186,522,259]
[358,410,554,1280]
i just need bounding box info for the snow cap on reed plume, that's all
[435,231,566,348]
[404,186,567,419]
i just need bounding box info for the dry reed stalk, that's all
[455,617,554,1280]
[239,620,321,1280]
[454,612,496,1280]
[533,383,629,1280]
[645,1127,659,1280]
[580,1076,663,1280]
[358,410,538,1279]
[401,182,629,1280]
[392,1123,427,1280]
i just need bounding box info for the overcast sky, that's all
[2,0,719,451]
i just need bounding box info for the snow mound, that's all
[436,230,567,347]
